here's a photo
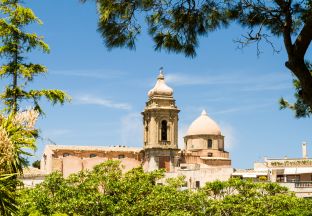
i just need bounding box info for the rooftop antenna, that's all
[38,136,57,145]
[47,138,57,145]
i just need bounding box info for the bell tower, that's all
[142,69,180,172]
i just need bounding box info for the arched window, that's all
[161,120,167,141]
[207,139,212,149]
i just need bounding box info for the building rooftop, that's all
[234,169,267,174]
[200,157,230,160]
[22,167,46,178]
[232,169,267,178]
[45,144,142,153]
[265,158,312,161]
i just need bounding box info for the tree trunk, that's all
[286,59,312,109]
[12,34,19,114]
[283,18,312,111]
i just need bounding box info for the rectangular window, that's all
[287,175,300,182]
[195,181,200,188]
[43,154,47,167]
[118,154,125,159]
[63,153,70,157]
[218,140,223,151]
[208,139,212,149]
[90,154,97,158]
[276,175,285,182]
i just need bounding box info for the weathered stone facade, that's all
[41,145,142,177]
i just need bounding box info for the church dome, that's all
[148,70,173,97]
[186,110,221,136]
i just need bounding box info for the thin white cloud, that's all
[42,129,72,137]
[166,73,237,86]
[212,103,272,115]
[184,103,272,116]
[120,113,142,147]
[240,83,291,92]
[219,122,236,150]
[75,95,132,110]
[41,129,72,144]
[50,69,124,79]
[165,71,291,92]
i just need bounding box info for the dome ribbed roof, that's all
[186,110,221,136]
[148,70,173,97]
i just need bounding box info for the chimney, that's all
[302,141,308,159]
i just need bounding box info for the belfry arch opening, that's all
[161,120,168,141]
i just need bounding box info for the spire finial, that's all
[159,67,164,75]
[201,109,207,115]
[158,67,164,79]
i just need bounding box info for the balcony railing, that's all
[295,181,312,188]
[160,140,170,145]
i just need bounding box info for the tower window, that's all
[208,139,212,149]
[161,120,167,141]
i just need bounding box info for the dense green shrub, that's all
[17,160,312,216]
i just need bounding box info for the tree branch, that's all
[293,20,312,59]
[274,0,293,56]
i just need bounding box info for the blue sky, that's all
[1,0,311,169]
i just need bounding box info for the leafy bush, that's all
[17,160,312,216]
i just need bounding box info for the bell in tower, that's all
[142,69,180,172]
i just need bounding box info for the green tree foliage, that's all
[17,161,202,216]
[0,0,70,114]
[198,178,312,215]
[280,62,312,117]
[17,160,312,216]
[0,1,70,214]
[82,0,312,117]
[0,112,37,174]
[0,174,18,216]
[32,160,40,169]
[0,111,38,215]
